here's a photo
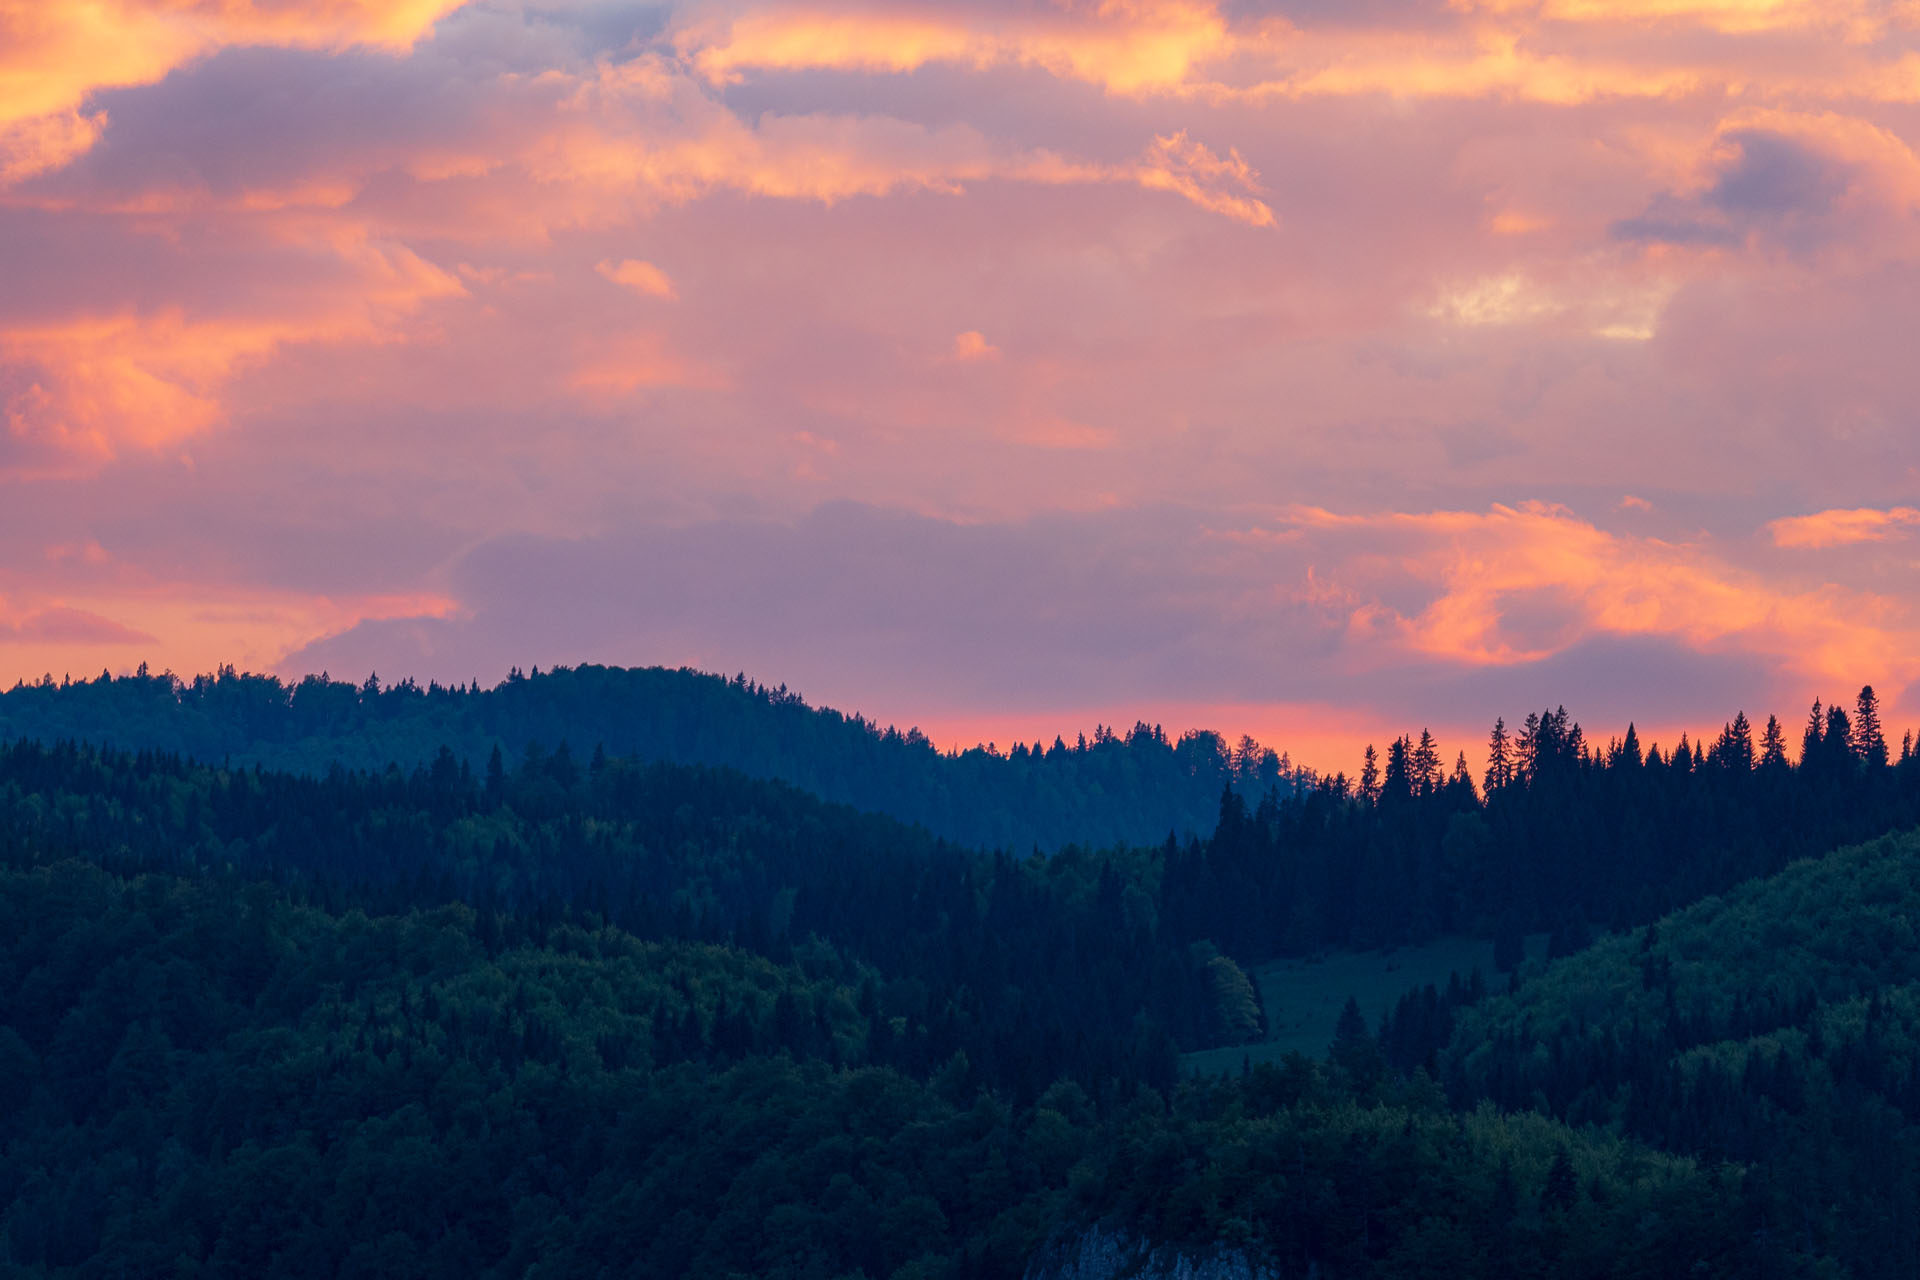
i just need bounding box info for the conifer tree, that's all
[1825,704,1854,769]
[1803,700,1824,764]
[1359,744,1380,805]
[1413,729,1441,796]
[1723,712,1753,772]
[1760,715,1789,770]
[1619,723,1644,769]
[1486,718,1513,792]
[1854,685,1889,768]
[1383,737,1412,802]
[1517,712,1542,784]
[1450,751,1477,800]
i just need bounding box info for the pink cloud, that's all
[0,0,1917,767]
[596,258,678,299]
[1770,506,1920,548]
[271,500,1899,775]
[4,607,155,646]
[951,330,999,360]
[673,0,1236,95]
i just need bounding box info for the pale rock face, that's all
[1026,1226,1281,1280]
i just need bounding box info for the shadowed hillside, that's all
[0,664,1297,854]
[1412,828,1920,1274]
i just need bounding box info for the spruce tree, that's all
[1383,737,1412,802]
[1486,717,1513,792]
[1450,751,1477,799]
[1414,729,1441,796]
[1517,712,1542,783]
[1619,722,1644,769]
[1854,685,1889,768]
[1725,711,1753,772]
[1760,715,1789,770]
[1825,704,1854,770]
[1802,700,1824,764]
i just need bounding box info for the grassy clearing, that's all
[1183,934,1546,1076]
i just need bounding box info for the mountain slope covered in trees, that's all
[1178,691,1920,960]
[0,740,1760,1278]
[0,665,1294,854]
[1422,826,1920,1275]
[7,672,1920,1275]
[0,856,1753,1280]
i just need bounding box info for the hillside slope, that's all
[0,665,1292,853]
[1442,827,1920,1274]
[0,736,1758,1279]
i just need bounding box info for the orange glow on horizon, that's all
[852,699,1901,790]
[0,591,460,691]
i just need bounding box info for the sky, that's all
[5,0,1920,773]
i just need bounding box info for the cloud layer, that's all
[5,0,1920,771]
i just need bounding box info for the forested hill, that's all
[0,664,1294,853]
[1389,827,1920,1276]
[0,737,1760,1278]
[15,678,1920,1274]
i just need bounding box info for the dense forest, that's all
[1431,826,1920,1276]
[0,665,1296,854]
[5,669,1920,1275]
[0,856,1746,1280]
[1178,692,1920,960]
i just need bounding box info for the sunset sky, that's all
[6,0,1920,772]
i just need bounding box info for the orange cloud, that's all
[1489,209,1551,235]
[1485,0,1920,42]
[568,331,727,399]
[952,331,1000,361]
[524,61,1032,215]
[675,0,1233,95]
[0,0,462,187]
[1769,506,1920,548]
[668,0,1920,109]
[0,0,460,121]
[506,59,1276,228]
[662,2,1914,109]
[0,585,458,685]
[1007,416,1117,450]
[0,107,106,184]
[1251,29,1705,105]
[2,312,254,459]
[1,606,155,646]
[1739,107,1920,201]
[1133,130,1275,227]
[596,258,678,299]
[1271,502,1916,695]
[1,235,461,464]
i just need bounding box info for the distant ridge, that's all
[0,663,1298,853]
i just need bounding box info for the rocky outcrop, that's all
[1025,1226,1281,1280]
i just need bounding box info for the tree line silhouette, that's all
[0,664,1297,854]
